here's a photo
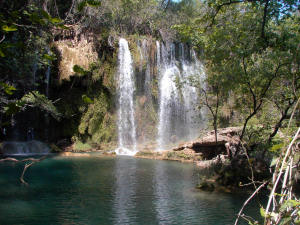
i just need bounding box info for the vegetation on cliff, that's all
[0,1,299,223]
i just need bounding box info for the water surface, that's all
[0,156,261,224]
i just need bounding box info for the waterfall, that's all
[44,48,51,141]
[113,39,205,153]
[157,42,181,150]
[156,41,160,70]
[157,65,181,149]
[45,65,51,97]
[157,43,206,150]
[115,38,137,156]
[138,39,152,102]
[45,48,51,97]
[32,59,38,89]
[0,140,50,155]
[143,41,152,102]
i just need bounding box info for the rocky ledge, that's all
[172,127,241,160]
[135,127,242,167]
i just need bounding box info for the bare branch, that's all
[0,157,19,162]
[0,156,46,185]
[265,127,300,218]
[261,0,269,40]
[20,162,35,185]
[206,0,258,30]
[0,35,5,43]
[234,181,268,225]
[242,57,257,111]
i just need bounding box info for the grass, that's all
[73,141,92,152]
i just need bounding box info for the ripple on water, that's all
[0,156,261,225]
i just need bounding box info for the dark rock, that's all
[172,127,242,159]
[196,182,215,192]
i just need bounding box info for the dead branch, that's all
[20,162,35,185]
[234,181,268,225]
[0,156,46,185]
[0,35,5,43]
[265,127,300,216]
[0,157,19,162]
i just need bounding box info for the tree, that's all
[175,0,299,155]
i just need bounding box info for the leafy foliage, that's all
[21,91,61,120]
[77,0,101,12]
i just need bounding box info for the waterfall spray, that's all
[156,43,206,150]
[115,38,137,156]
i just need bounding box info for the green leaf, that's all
[82,95,93,104]
[86,0,101,7]
[73,65,86,76]
[280,199,300,212]
[41,10,51,19]
[2,25,17,32]
[78,0,101,12]
[57,24,69,29]
[4,102,21,115]
[279,217,291,225]
[49,17,62,24]
[271,143,285,152]
[0,48,5,57]
[43,54,56,61]
[21,91,61,120]
[29,12,45,25]
[0,82,16,95]
[260,207,266,218]
[270,157,278,167]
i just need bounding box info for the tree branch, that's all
[0,156,46,185]
[20,162,35,185]
[234,181,268,225]
[261,0,269,40]
[0,35,5,43]
[206,0,258,30]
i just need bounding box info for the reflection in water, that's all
[153,161,199,224]
[113,156,137,224]
[154,160,173,224]
[0,156,261,225]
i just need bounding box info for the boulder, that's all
[172,127,242,159]
[196,154,228,169]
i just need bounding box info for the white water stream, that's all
[157,43,206,150]
[115,38,137,156]
[115,38,206,154]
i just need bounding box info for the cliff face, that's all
[51,32,118,148]
[55,38,98,81]
[51,32,206,151]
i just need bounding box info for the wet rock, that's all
[196,182,215,192]
[196,154,229,169]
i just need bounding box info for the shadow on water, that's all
[0,156,263,225]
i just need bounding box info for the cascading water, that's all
[157,64,181,149]
[180,47,206,140]
[0,140,50,155]
[143,40,152,102]
[157,42,206,150]
[137,39,152,103]
[115,38,137,156]
[44,48,51,141]
[45,65,51,97]
[44,47,52,97]
[32,59,38,89]
[156,41,161,71]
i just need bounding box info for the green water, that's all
[0,155,262,225]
